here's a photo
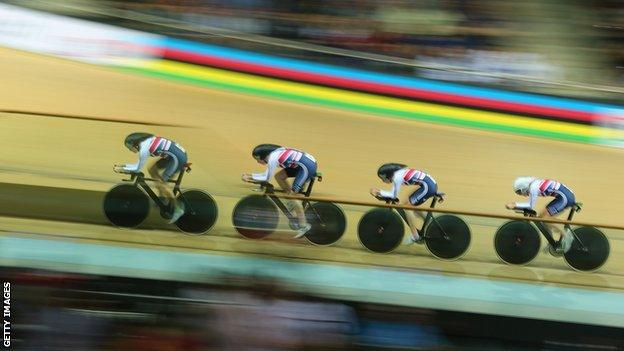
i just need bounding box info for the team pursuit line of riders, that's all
[105,132,610,272]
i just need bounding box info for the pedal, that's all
[160,207,173,220]
[288,219,300,230]
[548,245,564,257]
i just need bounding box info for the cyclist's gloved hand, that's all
[382,197,400,203]
[370,188,382,197]
[524,209,538,216]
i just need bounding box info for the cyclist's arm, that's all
[515,184,539,209]
[379,173,402,199]
[123,139,151,172]
[251,153,277,182]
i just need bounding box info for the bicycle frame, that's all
[254,175,320,224]
[122,165,191,214]
[527,204,582,248]
[388,194,447,238]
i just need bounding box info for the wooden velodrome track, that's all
[1,47,623,291]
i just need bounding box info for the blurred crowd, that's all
[6,267,623,350]
[8,0,622,98]
[104,0,624,94]
[10,268,452,351]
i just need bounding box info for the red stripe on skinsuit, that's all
[149,137,161,153]
[278,149,292,164]
[539,180,550,193]
[404,169,416,182]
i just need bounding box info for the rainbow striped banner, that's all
[118,58,624,145]
[152,38,621,124]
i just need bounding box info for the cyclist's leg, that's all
[273,168,303,226]
[290,161,316,227]
[291,159,315,194]
[290,198,306,228]
[149,158,174,207]
[275,168,294,192]
[538,208,563,243]
[161,148,186,183]
[403,209,421,241]
[404,180,437,240]
[542,189,575,250]
[159,149,186,212]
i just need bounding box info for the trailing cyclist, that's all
[371,163,438,245]
[115,132,188,223]
[506,177,576,254]
[242,143,318,238]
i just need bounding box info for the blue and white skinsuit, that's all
[251,147,317,193]
[379,168,438,205]
[515,179,575,216]
[123,136,188,180]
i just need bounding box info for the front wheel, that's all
[304,202,346,246]
[232,195,279,239]
[423,215,471,260]
[103,184,150,228]
[357,208,404,253]
[564,227,610,272]
[174,189,218,234]
[494,221,541,265]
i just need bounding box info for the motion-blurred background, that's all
[1,1,624,350]
[32,0,624,98]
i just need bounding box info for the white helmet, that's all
[513,177,535,195]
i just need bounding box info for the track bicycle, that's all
[357,193,471,259]
[232,173,346,245]
[104,163,217,234]
[494,204,610,272]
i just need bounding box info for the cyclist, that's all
[114,132,188,223]
[506,176,575,254]
[242,144,317,238]
[370,163,438,245]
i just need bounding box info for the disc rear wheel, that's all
[424,215,471,260]
[564,227,610,272]
[175,189,218,234]
[304,202,346,246]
